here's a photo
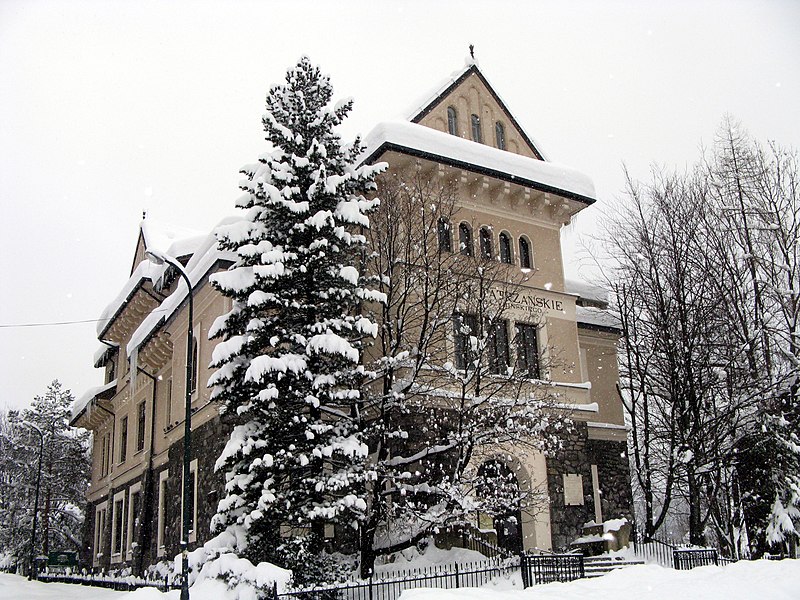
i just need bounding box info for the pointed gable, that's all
[409,63,546,161]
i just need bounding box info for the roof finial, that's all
[469,44,475,60]
[142,210,147,220]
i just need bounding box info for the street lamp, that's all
[146,249,193,600]
[23,422,46,581]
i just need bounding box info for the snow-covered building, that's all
[72,61,631,572]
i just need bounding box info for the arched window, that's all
[189,337,199,394]
[437,217,452,252]
[459,222,473,256]
[518,237,532,269]
[495,122,506,150]
[471,114,482,143]
[479,227,493,259]
[499,232,512,264]
[447,106,458,136]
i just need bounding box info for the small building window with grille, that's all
[447,106,458,136]
[516,323,541,379]
[471,114,482,143]
[488,320,510,374]
[479,227,493,259]
[136,401,146,452]
[499,232,512,264]
[495,122,506,150]
[438,217,452,252]
[519,237,532,269]
[459,222,473,256]
[453,314,478,370]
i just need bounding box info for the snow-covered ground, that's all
[2,560,799,600]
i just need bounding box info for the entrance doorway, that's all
[477,460,524,554]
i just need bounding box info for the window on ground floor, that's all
[126,483,141,560]
[157,469,169,556]
[111,491,126,562]
[93,501,107,565]
[182,459,198,543]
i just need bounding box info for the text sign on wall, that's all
[489,289,568,319]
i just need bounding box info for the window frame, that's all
[189,337,199,396]
[110,490,126,563]
[459,222,473,256]
[119,415,128,464]
[181,458,199,543]
[126,482,142,560]
[499,232,513,264]
[447,106,458,136]
[518,236,532,270]
[479,227,493,259]
[495,121,506,150]
[453,313,478,371]
[471,114,482,143]
[488,319,510,374]
[136,400,146,453]
[93,501,108,566]
[157,469,169,556]
[516,323,541,379]
[437,217,452,252]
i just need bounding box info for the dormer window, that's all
[471,114,482,143]
[495,122,506,150]
[447,107,458,136]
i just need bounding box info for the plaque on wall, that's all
[563,473,584,506]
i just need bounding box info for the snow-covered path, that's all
[403,559,800,600]
[2,559,799,600]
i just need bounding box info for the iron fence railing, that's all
[37,571,177,592]
[519,553,584,586]
[673,549,718,570]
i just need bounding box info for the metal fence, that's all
[519,553,584,586]
[37,571,177,592]
[673,549,718,570]
[277,560,520,600]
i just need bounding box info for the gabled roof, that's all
[362,121,595,205]
[407,61,547,161]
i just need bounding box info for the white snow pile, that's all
[400,558,800,600]
[361,121,595,202]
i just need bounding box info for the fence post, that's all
[369,573,374,600]
[272,581,279,600]
[520,552,529,588]
[455,563,460,588]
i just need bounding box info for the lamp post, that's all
[24,422,46,580]
[146,249,193,600]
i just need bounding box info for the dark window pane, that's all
[489,320,510,374]
[120,416,128,463]
[438,218,452,252]
[519,238,531,269]
[453,314,478,370]
[189,338,198,394]
[447,106,458,136]
[459,223,473,256]
[495,122,506,150]
[480,227,493,259]
[471,114,482,143]
[516,324,540,378]
[136,401,146,452]
[499,233,512,264]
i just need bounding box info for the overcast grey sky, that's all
[1,0,798,412]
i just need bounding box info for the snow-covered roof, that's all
[362,121,595,205]
[96,259,165,336]
[404,60,549,162]
[565,278,608,305]
[126,217,239,357]
[71,379,117,424]
[92,342,119,367]
[576,305,621,331]
[141,219,205,257]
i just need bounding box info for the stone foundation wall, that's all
[586,438,634,523]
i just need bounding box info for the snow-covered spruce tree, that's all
[208,57,386,584]
[0,381,90,563]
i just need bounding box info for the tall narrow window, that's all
[189,337,199,395]
[183,459,198,543]
[459,223,473,256]
[499,233,512,264]
[447,106,458,136]
[107,360,116,384]
[495,122,506,150]
[119,416,128,464]
[519,237,532,269]
[488,320,510,374]
[157,470,169,555]
[166,378,173,427]
[136,401,146,452]
[479,227,493,259]
[99,433,108,477]
[453,314,478,371]
[127,485,141,559]
[112,493,125,558]
[471,114,482,143]
[94,502,107,564]
[516,324,541,379]
[437,217,452,252]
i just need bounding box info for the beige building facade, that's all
[72,62,631,572]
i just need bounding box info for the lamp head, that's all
[145,249,166,266]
